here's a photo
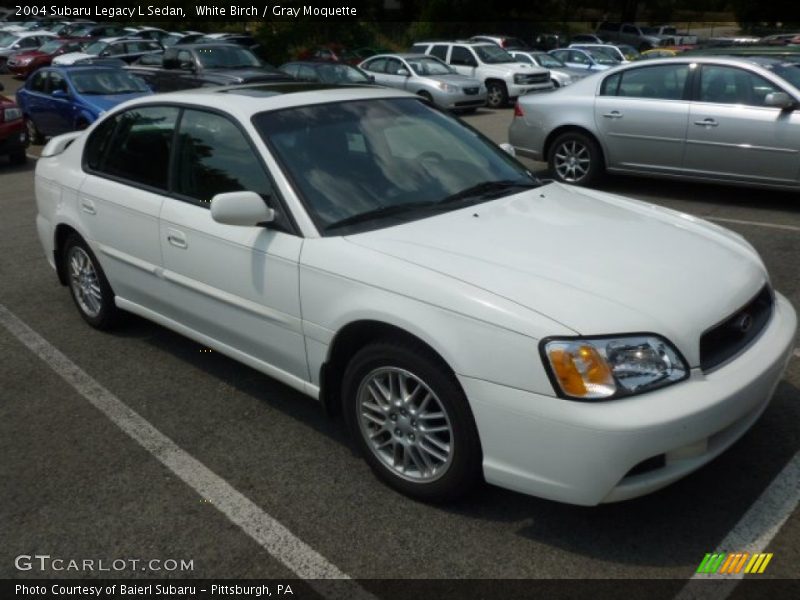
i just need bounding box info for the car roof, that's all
[110,83,417,120]
[367,53,431,60]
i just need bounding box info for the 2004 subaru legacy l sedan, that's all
[35,84,796,505]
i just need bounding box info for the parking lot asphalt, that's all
[1,73,799,586]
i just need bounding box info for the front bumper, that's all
[508,81,554,99]
[435,89,488,110]
[460,293,797,505]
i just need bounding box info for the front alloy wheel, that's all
[357,367,453,482]
[343,340,482,502]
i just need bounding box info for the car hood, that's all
[346,183,767,365]
[53,52,90,64]
[79,91,152,113]
[10,49,45,59]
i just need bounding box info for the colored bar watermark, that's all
[696,552,773,574]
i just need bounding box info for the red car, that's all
[0,83,27,165]
[7,38,85,79]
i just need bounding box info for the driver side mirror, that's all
[210,191,275,227]
[764,91,795,109]
[397,68,410,77]
[179,60,194,71]
[51,89,69,99]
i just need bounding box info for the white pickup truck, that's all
[650,25,698,45]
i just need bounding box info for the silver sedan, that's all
[509,56,800,189]
[359,53,487,111]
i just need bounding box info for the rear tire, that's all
[548,131,604,186]
[343,340,483,502]
[62,234,120,330]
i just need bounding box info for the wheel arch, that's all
[319,319,457,417]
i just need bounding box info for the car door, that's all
[380,57,410,90]
[683,64,800,185]
[45,70,72,134]
[77,105,179,309]
[19,70,49,132]
[159,108,306,381]
[594,63,691,172]
[448,45,478,78]
[362,57,391,86]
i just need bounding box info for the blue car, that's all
[16,65,152,144]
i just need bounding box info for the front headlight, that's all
[541,335,688,400]
[434,81,459,93]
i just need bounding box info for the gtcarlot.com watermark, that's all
[14,554,194,573]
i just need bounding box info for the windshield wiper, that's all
[437,180,539,206]
[325,201,436,232]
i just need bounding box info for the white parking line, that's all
[674,450,800,600]
[706,217,800,233]
[0,303,375,600]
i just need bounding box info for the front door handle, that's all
[603,111,623,119]
[694,118,719,127]
[79,198,96,215]
[166,229,188,249]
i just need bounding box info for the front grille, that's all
[463,86,480,95]
[699,285,773,372]
[517,73,549,85]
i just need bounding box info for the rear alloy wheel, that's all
[63,234,119,330]
[26,118,44,145]
[485,81,508,108]
[343,341,482,502]
[548,131,603,186]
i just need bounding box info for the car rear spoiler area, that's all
[40,131,83,158]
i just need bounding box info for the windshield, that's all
[84,41,106,55]
[196,46,261,68]
[473,44,516,64]
[70,70,150,94]
[253,98,537,234]
[69,25,93,37]
[406,56,454,76]
[0,34,18,47]
[587,49,620,65]
[39,39,64,54]
[316,63,370,83]
[767,62,800,89]
[533,52,565,68]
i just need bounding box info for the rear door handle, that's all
[79,198,96,215]
[166,229,188,249]
[603,111,623,119]
[694,118,719,127]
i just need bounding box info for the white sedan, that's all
[35,85,796,505]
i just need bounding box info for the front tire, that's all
[343,340,482,502]
[63,234,119,330]
[548,131,604,186]
[485,81,508,108]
